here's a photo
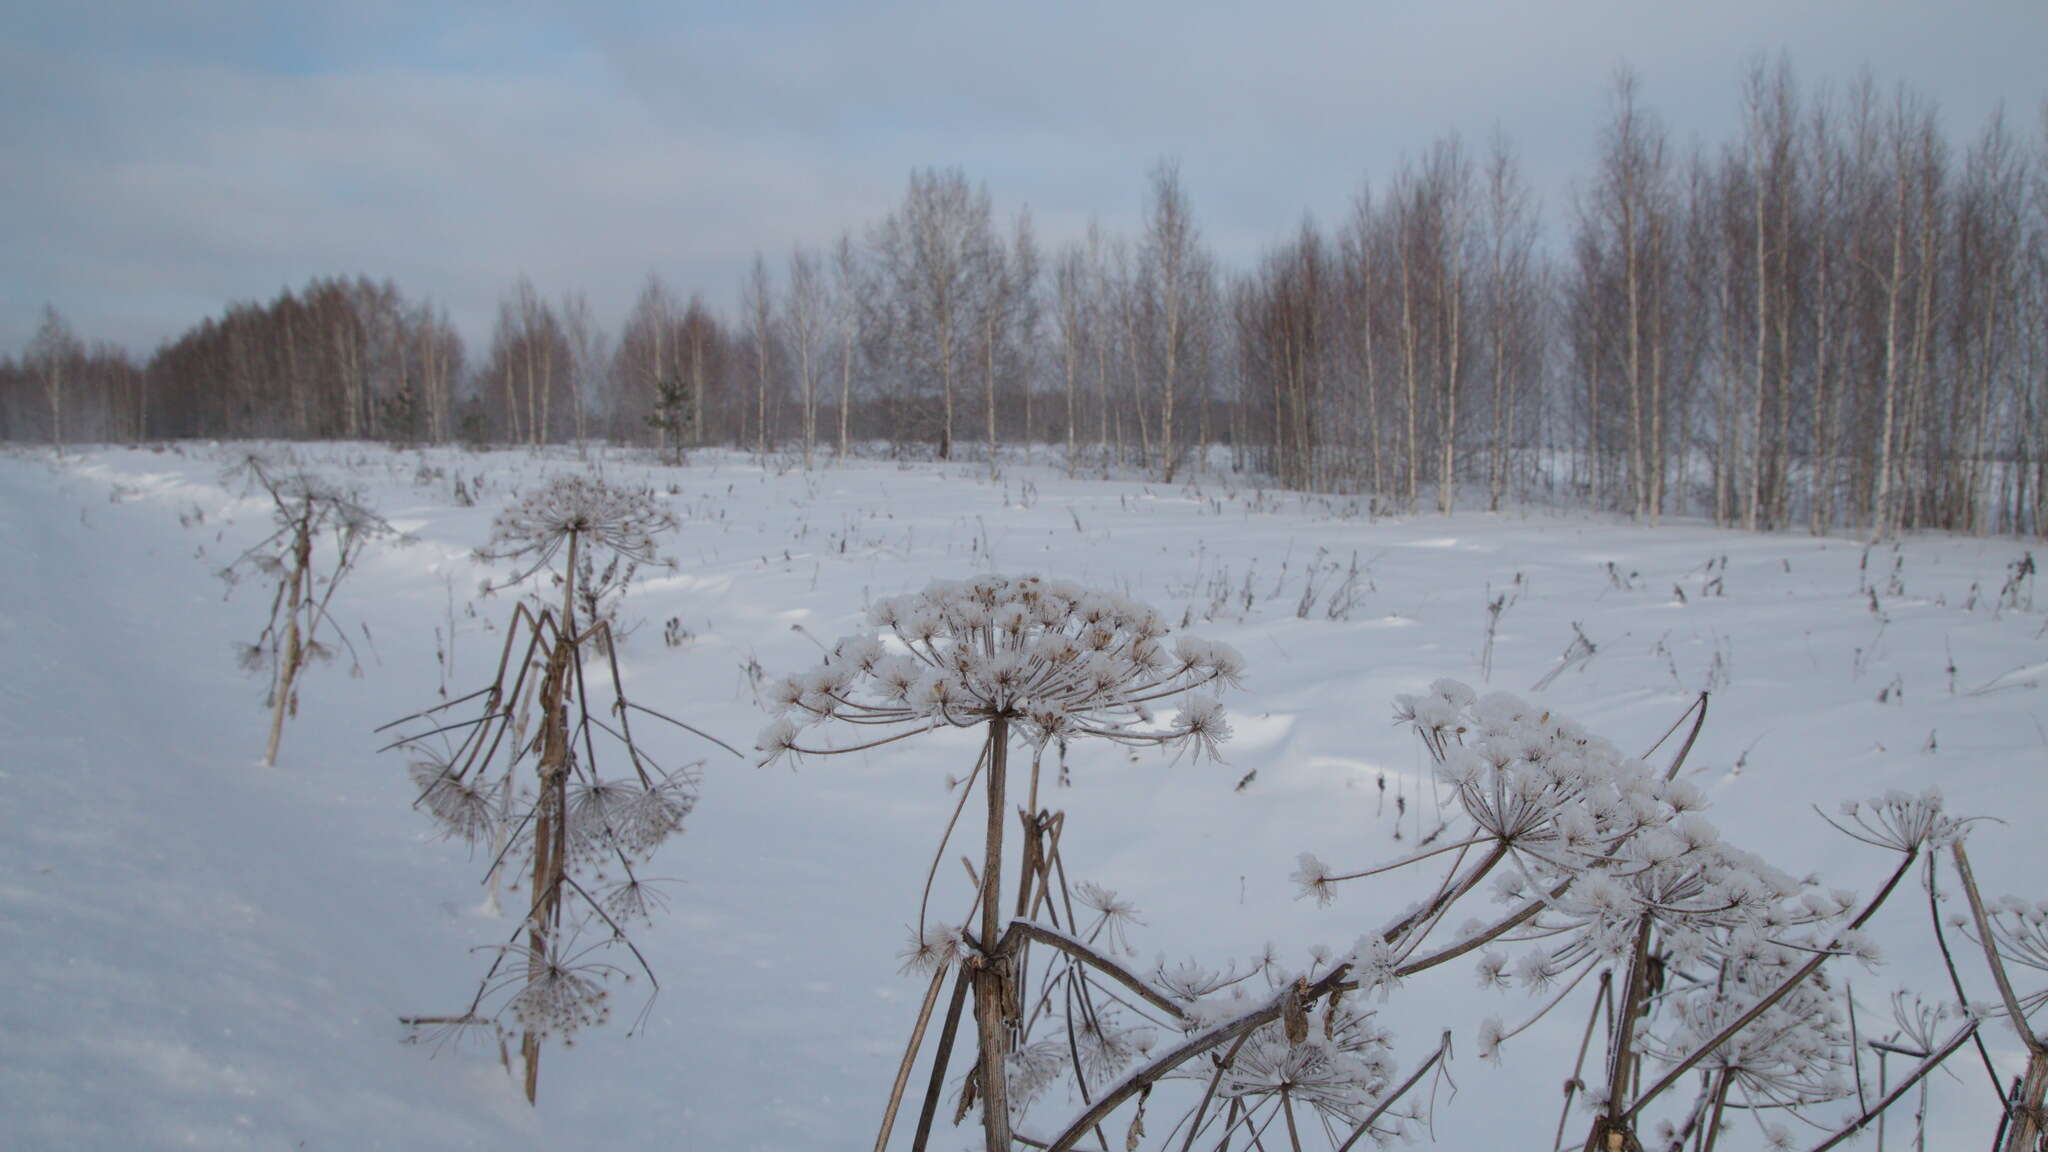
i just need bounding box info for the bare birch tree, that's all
[786,246,826,469]
[1138,160,1206,482]
[1482,137,1541,512]
[28,305,79,452]
[745,254,776,458]
[832,231,862,458]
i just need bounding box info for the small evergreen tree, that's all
[646,368,689,465]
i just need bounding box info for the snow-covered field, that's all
[1,442,2040,1150]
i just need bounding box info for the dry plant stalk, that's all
[220,454,391,767]
[383,473,731,1104]
[1948,841,2048,1151]
[759,575,1239,1150]
[1015,686,2022,1152]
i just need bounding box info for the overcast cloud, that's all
[2,0,2042,354]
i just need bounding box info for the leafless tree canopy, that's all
[8,61,2046,537]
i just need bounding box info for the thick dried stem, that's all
[1585,913,1656,1152]
[264,511,312,767]
[1952,842,2048,1151]
[974,717,1014,1151]
[1952,842,2046,1057]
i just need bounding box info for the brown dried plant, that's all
[220,453,392,767]
[1004,687,2022,1152]
[382,473,734,1104]
[759,575,1239,1151]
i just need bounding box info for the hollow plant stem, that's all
[975,716,1014,1150]
[1953,841,2048,1151]
[522,530,578,1105]
[265,508,312,766]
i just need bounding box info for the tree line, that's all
[4,61,2043,537]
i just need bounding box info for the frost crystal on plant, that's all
[755,574,1241,765]
[1256,680,1980,1150]
[410,757,497,846]
[386,472,719,1104]
[1216,998,1397,1124]
[1827,788,1966,853]
[220,454,393,766]
[477,472,677,580]
[764,575,1241,1150]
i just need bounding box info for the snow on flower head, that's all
[1213,997,1397,1130]
[1827,788,1968,853]
[1350,937,1405,1001]
[476,473,678,586]
[1367,681,1883,1084]
[1475,1015,1506,1063]
[755,574,1239,766]
[1954,891,2048,1010]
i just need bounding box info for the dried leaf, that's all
[1282,978,1309,1046]
[1124,1083,1151,1150]
[953,1063,977,1126]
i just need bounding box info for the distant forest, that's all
[5,62,2044,537]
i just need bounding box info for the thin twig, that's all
[876,964,952,1152]
[1803,1020,1980,1152]
[910,968,974,1152]
[1333,1030,1452,1152]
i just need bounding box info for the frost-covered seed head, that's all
[477,474,677,588]
[411,759,497,846]
[754,575,1238,767]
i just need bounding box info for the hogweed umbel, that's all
[220,453,393,767]
[384,473,730,1104]
[760,574,1240,1151]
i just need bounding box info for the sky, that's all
[2,0,2043,356]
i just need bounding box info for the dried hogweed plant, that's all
[382,473,733,1104]
[1940,833,2048,1151]
[1020,683,2028,1152]
[757,574,1241,1151]
[220,454,392,767]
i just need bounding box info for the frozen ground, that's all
[0,442,2040,1150]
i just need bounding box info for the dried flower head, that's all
[495,935,617,1041]
[1650,967,1852,1108]
[600,875,674,924]
[567,771,697,864]
[476,473,678,589]
[898,923,968,975]
[1075,882,1146,955]
[1215,998,1398,1127]
[411,757,498,846]
[755,574,1240,766]
[1826,789,1968,853]
[1953,893,2048,1022]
